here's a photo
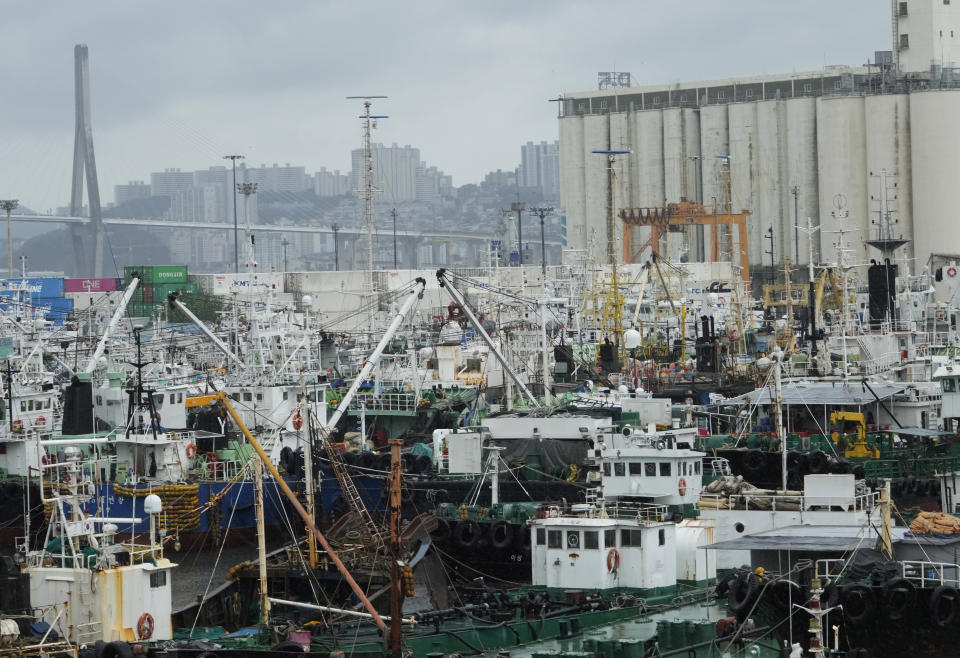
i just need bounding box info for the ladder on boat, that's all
[319,425,383,552]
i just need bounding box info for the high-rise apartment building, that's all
[315,167,350,197]
[114,181,151,206]
[241,163,309,193]
[149,169,194,198]
[518,141,560,200]
[350,143,420,203]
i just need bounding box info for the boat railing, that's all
[603,501,670,523]
[816,558,960,588]
[698,489,879,512]
[348,391,418,413]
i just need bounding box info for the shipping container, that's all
[141,284,154,303]
[64,277,118,293]
[36,297,74,326]
[124,265,187,285]
[0,277,64,298]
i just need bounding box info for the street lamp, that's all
[282,237,289,273]
[236,182,258,271]
[1,200,19,279]
[512,201,525,265]
[19,255,27,278]
[331,224,340,271]
[223,154,244,273]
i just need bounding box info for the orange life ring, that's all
[137,612,154,639]
[678,477,688,497]
[292,412,303,430]
[12,419,23,432]
[185,443,197,458]
[35,415,46,427]
[607,548,620,573]
[949,266,958,278]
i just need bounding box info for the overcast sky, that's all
[1,1,889,213]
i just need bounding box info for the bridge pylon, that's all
[69,44,105,277]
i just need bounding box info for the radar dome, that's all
[623,328,642,349]
[144,494,163,514]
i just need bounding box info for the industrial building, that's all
[558,0,960,282]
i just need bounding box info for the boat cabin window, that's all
[629,462,643,475]
[536,528,545,545]
[660,462,672,476]
[256,393,263,402]
[584,531,599,549]
[695,461,701,475]
[243,392,252,402]
[96,396,103,405]
[614,462,625,477]
[230,393,240,401]
[621,529,643,546]
[170,394,176,404]
[604,529,616,547]
[150,571,167,588]
[547,530,562,548]
[283,392,289,400]
[944,378,957,393]
[19,401,25,412]
[567,531,580,548]
[27,400,34,411]
[659,529,665,546]
[602,463,611,476]
[682,462,687,476]
[645,463,656,476]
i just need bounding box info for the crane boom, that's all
[436,268,541,408]
[83,275,141,374]
[167,292,246,370]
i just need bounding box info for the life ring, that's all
[678,477,687,497]
[12,419,22,433]
[185,443,197,458]
[35,416,46,427]
[292,412,303,430]
[137,612,155,640]
[949,266,958,278]
[606,548,620,573]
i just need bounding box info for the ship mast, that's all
[347,95,388,281]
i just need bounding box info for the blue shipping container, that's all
[36,297,74,326]
[0,277,65,298]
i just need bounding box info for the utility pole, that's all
[390,207,398,270]
[791,184,800,263]
[528,206,554,279]
[1,200,19,279]
[19,255,27,278]
[237,182,258,272]
[347,95,388,278]
[223,155,244,273]
[281,237,289,273]
[512,200,525,265]
[765,226,775,284]
[331,224,340,271]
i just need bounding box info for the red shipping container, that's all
[64,278,118,293]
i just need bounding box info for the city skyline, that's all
[0,2,885,213]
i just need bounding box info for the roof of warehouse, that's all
[724,381,904,407]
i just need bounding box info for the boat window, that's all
[256,393,263,402]
[621,529,643,546]
[602,463,611,476]
[243,392,252,402]
[45,399,51,409]
[584,531,599,549]
[96,396,103,406]
[682,462,687,476]
[283,392,289,400]
[178,393,183,403]
[567,531,580,548]
[660,462,672,476]
[645,463,656,477]
[614,462,625,477]
[629,462,643,475]
[536,528,545,545]
[27,400,33,411]
[170,394,176,404]
[945,378,957,393]
[150,571,167,588]
[695,461,701,475]
[658,529,665,546]
[547,530,562,548]
[20,401,25,412]
[604,529,616,547]
[230,393,240,401]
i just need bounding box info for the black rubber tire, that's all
[882,577,916,622]
[488,520,514,550]
[728,571,760,614]
[100,642,134,658]
[839,583,876,626]
[453,520,480,550]
[807,451,829,474]
[742,450,766,475]
[851,465,866,480]
[279,447,295,475]
[929,585,960,628]
[431,517,451,542]
[772,579,803,609]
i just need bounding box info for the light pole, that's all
[528,206,554,279]
[1,200,18,279]
[331,224,340,271]
[223,154,244,273]
[19,255,27,278]
[236,182,258,271]
[281,237,289,273]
